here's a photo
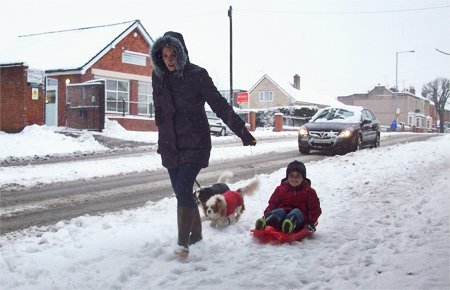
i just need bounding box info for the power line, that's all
[435,48,450,56]
[18,20,137,38]
[237,5,450,15]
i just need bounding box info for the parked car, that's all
[298,105,380,155]
[206,111,230,136]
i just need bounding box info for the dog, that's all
[194,171,233,214]
[204,178,260,227]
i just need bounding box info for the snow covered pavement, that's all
[0,127,449,290]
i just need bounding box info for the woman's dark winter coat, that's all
[150,32,251,169]
[264,178,322,224]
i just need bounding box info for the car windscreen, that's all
[312,108,361,123]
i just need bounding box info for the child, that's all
[255,160,321,233]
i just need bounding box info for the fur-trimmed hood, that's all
[150,31,189,76]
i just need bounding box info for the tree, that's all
[421,78,450,133]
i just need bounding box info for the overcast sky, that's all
[1,0,449,98]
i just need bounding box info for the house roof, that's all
[368,85,430,102]
[249,74,341,107]
[0,20,153,74]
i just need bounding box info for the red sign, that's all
[236,92,248,103]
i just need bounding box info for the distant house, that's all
[337,86,434,132]
[245,74,335,110]
[0,20,155,133]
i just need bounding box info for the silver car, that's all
[206,111,230,136]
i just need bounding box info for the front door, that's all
[45,78,58,126]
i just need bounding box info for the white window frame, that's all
[138,81,153,116]
[259,91,274,102]
[408,114,414,126]
[106,79,129,114]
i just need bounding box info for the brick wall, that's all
[0,65,44,133]
[108,116,157,131]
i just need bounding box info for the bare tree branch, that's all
[422,78,450,133]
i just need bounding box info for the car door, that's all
[361,109,377,143]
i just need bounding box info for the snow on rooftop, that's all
[0,21,138,71]
[261,74,343,107]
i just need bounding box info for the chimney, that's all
[293,74,300,90]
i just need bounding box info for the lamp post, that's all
[228,6,233,106]
[395,50,415,124]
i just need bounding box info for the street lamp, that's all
[394,50,415,124]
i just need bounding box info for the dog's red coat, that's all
[223,191,244,216]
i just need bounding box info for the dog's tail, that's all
[237,179,260,196]
[218,171,233,184]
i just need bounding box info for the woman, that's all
[150,31,256,257]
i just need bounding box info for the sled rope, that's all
[248,145,265,214]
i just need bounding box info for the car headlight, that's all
[338,128,353,138]
[298,127,309,137]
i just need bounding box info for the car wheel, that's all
[372,134,380,148]
[353,135,362,151]
[299,148,310,154]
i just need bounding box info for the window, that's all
[106,79,129,114]
[138,82,153,115]
[362,109,375,121]
[259,91,274,102]
[408,114,413,126]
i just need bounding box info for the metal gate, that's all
[65,81,105,131]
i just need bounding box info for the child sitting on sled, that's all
[255,160,321,233]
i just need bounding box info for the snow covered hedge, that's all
[236,105,318,127]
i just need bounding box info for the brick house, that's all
[337,86,436,132]
[429,102,450,131]
[0,20,156,132]
[246,74,334,109]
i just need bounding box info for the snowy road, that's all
[0,133,436,234]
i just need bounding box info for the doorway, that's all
[45,78,58,126]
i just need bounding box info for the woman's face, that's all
[162,46,176,72]
[287,171,303,187]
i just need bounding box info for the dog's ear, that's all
[216,198,227,216]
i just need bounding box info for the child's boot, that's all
[255,218,266,230]
[282,218,296,234]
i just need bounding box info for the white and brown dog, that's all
[194,171,233,213]
[204,178,260,227]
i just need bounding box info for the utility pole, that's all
[228,6,233,106]
[395,50,415,124]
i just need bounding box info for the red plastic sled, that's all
[251,224,317,244]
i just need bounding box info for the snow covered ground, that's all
[0,122,449,290]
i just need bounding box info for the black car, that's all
[298,106,380,155]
